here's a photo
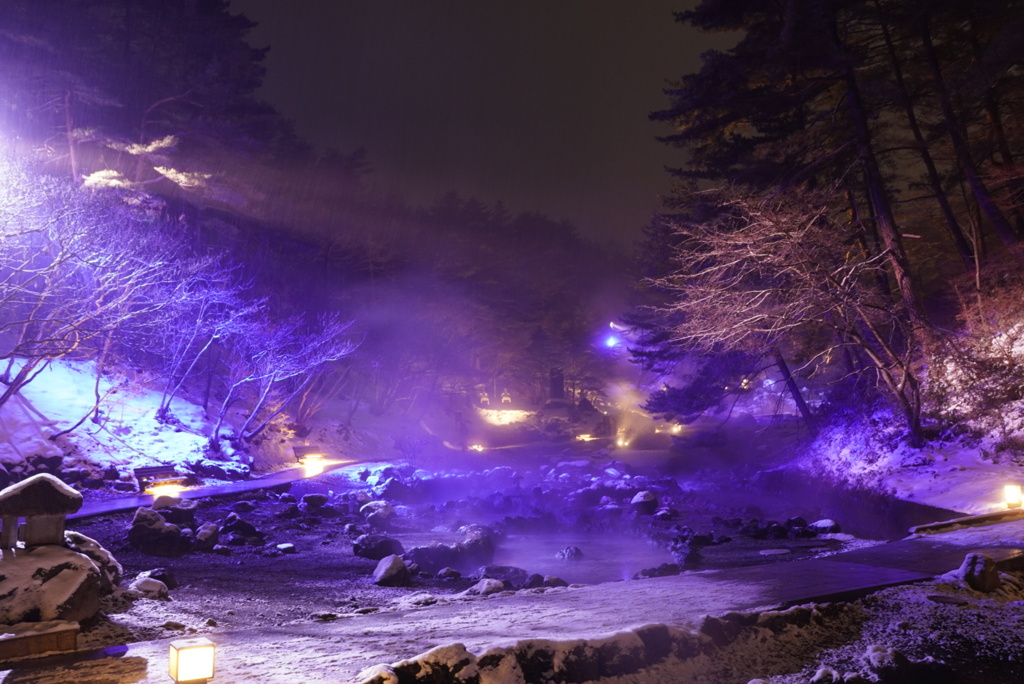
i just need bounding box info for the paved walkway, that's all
[69,461,355,520]
[4,515,1024,683]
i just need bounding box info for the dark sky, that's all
[230,1,722,244]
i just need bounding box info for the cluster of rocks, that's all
[712,515,842,540]
[0,456,136,493]
[127,496,266,557]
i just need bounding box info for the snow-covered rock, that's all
[459,578,507,597]
[129,575,169,599]
[0,545,103,624]
[127,507,193,557]
[63,531,122,592]
[193,522,220,551]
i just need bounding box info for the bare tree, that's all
[0,163,203,416]
[207,313,357,450]
[651,185,925,444]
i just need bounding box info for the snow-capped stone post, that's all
[0,473,83,548]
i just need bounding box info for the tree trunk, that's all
[841,67,927,333]
[920,18,1019,247]
[774,349,815,433]
[876,4,973,265]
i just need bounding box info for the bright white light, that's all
[469,444,485,452]
[169,637,215,682]
[1006,484,1022,509]
[476,407,533,426]
[605,335,620,347]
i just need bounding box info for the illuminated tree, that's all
[650,186,923,444]
[207,313,357,450]
[0,157,204,414]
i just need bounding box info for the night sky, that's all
[229,1,725,244]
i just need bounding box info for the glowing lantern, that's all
[169,636,216,683]
[1005,484,1022,509]
[293,445,327,475]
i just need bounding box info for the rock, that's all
[353,534,405,560]
[477,565,529,588]
[955,553,1001,592]
[156,498,199,527]
[137,567,178,590]
[194,522,221,552]
[63,531,123,593]
[543,576,569,588]
[220,513,265,542]
[276,543,298,554]
[630,490,658,515]
[784,516,809,529]
[58,467,89,485]
[276,503,302,519]
[130,575,169,599]
[372,554,411,587]
[808,519,841,534]
[365,511,391,530]
[523,573,545,589]
[188,459,250,481]
[460,578,507,596]
[555,546,584,561]
[634,563,681,579]
[436,567,462,580]
[302,493,329,510]
[127,507,193,557]
[359,500,395,520]
[231,501,256,513]
[404,544,457,574]
[0,544,103,624]
[162,620,186,630]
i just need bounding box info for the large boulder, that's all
[372,555,411,587]
[0,544,103,624]
[353,534,405,561]
[127,507,193,557]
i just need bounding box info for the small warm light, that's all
[301,458,325,477]
[616,439,630,447]
[1005,484,1022,509]
[469,444,485,452]
[575,434,596,442]
[169,636,215,683]
[671,425,682,434]
[147,484,186,497]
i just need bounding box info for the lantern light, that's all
[1005,484,1022,509]
[169,636,216,683]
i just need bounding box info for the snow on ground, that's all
[4,360,209,475]
[794,410,1024,516]
[5,362,1024,681]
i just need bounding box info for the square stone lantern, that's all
[0,473,83,548]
